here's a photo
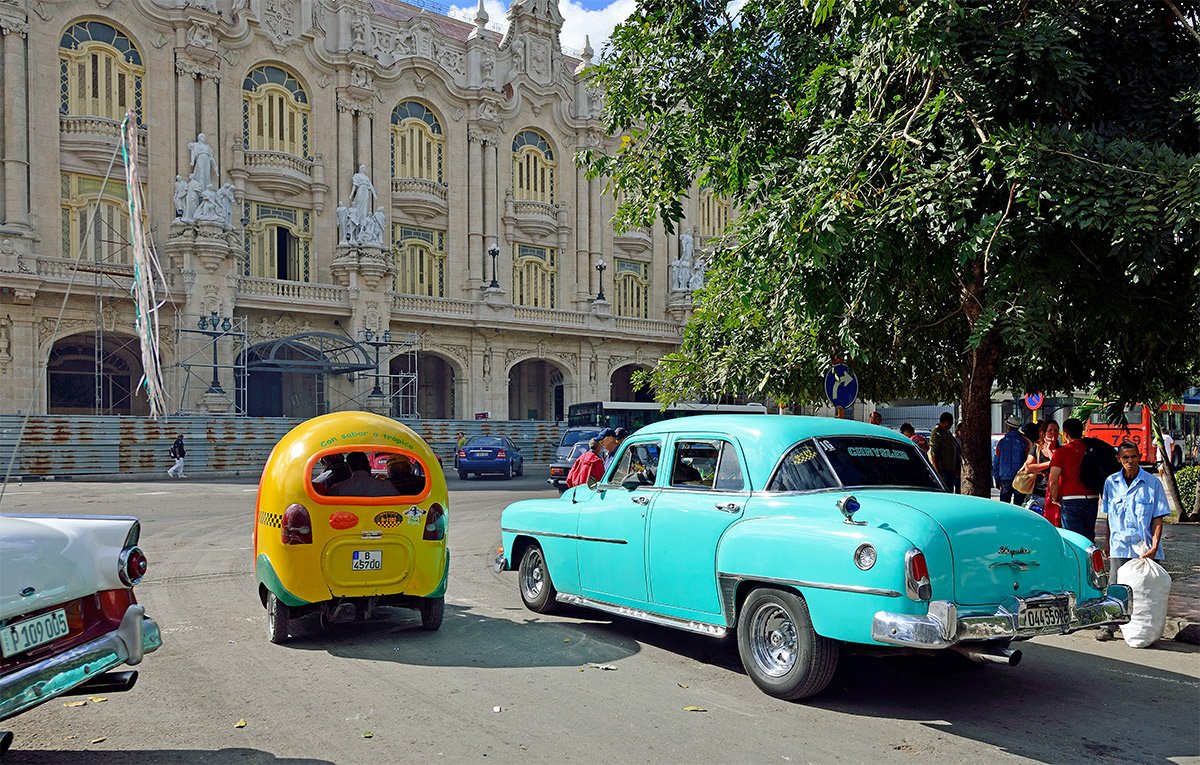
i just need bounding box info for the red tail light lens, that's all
[423,503,446,541]
[98,588,134,622]
[457,450,466,458]
[118,546,148,586]
[497,450,507,458]
[1086,545,1108,589]
[282,503,313,545]
[905,549,932,600]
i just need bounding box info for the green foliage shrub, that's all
[1176,466,1199,519]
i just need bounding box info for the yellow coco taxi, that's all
[253,411,449,643]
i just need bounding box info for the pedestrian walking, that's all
[454,431,467,468]
[928,412,960,493]
[1096,441,1171,641]
[992,416,1028,504]
[1024,419,1060,524]
[566,438,605,488]
[167,434,187,478]
[1048,418,1100,542]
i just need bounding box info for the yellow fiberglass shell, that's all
[254,411,449,606]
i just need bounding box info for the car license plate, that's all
[351,550,383,571]
[472,450,489,456]
[1,608,71,658]
[1020,601,1069,629]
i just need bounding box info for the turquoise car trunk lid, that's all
[852,490,1068,607]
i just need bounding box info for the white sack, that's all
[1115,545,1172,648]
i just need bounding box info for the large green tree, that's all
[583,0,1200,496]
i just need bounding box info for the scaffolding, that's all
[172,313,249,415]
[323,332,420,417]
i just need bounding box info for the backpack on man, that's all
[1078,437,1120,494]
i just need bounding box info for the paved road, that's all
[2,475,1198,764]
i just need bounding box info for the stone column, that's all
[199,73,218,138]
[483,137,498,275]
[176,63,198,178]
[587,175,600,296]
[2,23,29,226]
[574,162,590,304]
[356,111,372,175]
[337,101,354,207]
[466,130,484,289]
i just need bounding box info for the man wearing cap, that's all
[992,415,1029,504]
[596,428,620,469]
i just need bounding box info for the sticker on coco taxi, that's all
[351,550,383,571]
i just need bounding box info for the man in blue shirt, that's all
[1096,441,1171,640]
[992,416,1028,504]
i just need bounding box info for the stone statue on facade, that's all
[357,206,385,246]
[336,200,350,243]
[173,175,187,219]
[188,133,216,190]
[670,254,690,292]
[183,174,203,222]
[194,184,221,223]
[481,56,495,88]
[688,255,706,291]
[349,165,376,233]
[216,183,236,229]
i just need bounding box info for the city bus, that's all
[566,401,769,430]
[1084,402,1200,466]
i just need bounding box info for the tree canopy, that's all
[583,0,1200,494]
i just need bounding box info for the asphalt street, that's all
[1,473,1198,764]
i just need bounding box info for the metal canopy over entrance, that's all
[245,332,375,375]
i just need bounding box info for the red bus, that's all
[1084,403,1200,466]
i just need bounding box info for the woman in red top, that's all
[566,439,606,488]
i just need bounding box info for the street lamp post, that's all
[196,311,232,394]
[361,328,393,398]
[488,244,500,289]
[595,257,607,302]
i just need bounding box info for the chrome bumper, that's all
[871,585,1132,649]
[0,605,162,721]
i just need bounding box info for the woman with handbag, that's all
[1022,419,1060,525]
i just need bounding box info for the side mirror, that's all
[586,476,599,490]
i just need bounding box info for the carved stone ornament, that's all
[0,315,12,365]
[262,0,298,48]
[368,18,466,77]
[250,313,313,344]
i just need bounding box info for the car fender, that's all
[715,507,952,645]
[500,497,581,595]
[1056,527,1105,600]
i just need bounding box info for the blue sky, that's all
[447,0,637,54]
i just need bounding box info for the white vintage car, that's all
[0,514,162,751]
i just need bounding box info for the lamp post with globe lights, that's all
[196,311,233,393]
[488,244,500,289]
[595,257,607,302]
[360,328,393,398]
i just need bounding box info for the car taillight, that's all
[457,449,466,459]
[1086,545,1108,590]
[98,588,134,621]
[497,449,507,458]
[118,546,148,586]
[424,503,446,541]
[905,548,932,600]
[282,503,313,545]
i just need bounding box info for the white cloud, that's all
[446,0,636,57]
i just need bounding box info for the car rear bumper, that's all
[871,585,1131,649]
[0,605,162,721]
[459,460,509,473]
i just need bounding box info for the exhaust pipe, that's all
[951,646,1022,666]
[68,670,139,695]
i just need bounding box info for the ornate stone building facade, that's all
[0,0,725,420]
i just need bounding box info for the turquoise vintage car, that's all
[497,415,1130,700]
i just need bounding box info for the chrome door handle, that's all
[715,502,741,513]
[631,495,650,506]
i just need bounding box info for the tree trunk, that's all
[959,261,1001,498]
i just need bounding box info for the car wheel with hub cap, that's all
[737,588,838,699]
[518,543,559,614]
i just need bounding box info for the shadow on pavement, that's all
[286,603,641,669]
[3,748,331,764]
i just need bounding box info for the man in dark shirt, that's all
[927,412,959,493]
[330,451,399,497]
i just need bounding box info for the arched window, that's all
[698,189,730,238]
[59,20,144,123]
[391,102,444,185]
[60,172,135,264]
[242,65,310,157]
[393,225,446,298]
[513,243,557,309]
[614,258,649,319]
[512,130,555,204]
[243,201,312,281]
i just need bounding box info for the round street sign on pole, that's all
[825,363,858,411]
[1024,392,1044,411]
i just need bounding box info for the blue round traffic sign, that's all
[1024,392,1044,410]
[825,364,858,408]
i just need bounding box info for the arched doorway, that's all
[47,332,148,415]
[508,358,567,421]
[403,352,456,419]
[610,364,654,403]
[238,333,374,418]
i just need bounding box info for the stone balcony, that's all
[613,227,653,256]
[239,150,315,196]
[59,115,148,165]
[392,177,449,224]
[504,197,562,241]
[235,276,349,313]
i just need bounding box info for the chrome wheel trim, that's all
[520,548,546,602]
[749,602,798,678]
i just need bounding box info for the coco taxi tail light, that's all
[282,503,313,545]
[423,503,446,541]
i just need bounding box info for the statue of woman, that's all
[188,133,216,190]
[349,165,376,231]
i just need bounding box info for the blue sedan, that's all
[497,415,1130,700]
[457,436,523,480]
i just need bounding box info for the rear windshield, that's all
[467,437,506,448]
[769,437,940,491]
[561,429,600,447]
